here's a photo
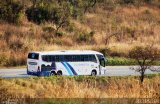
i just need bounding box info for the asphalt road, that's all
[0,66,160,78]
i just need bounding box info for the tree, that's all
[0,0,25,24]
[129,45,160,83]
[26,0,71,32]
[54,2,71,32]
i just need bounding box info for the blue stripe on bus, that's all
[61,62,73,75]
[65,62,78,75]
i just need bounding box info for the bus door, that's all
[99,58,106,75]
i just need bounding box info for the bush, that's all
[144,0,152,4]
[66,23,75,33]
[78,32,93,42]
[0,0,25,24]
[56,31,64,37]
[119,0,136,4]
[89,31,95,37]
[0,54,9,66]
[26,1,71,32]
[26,6,49,24]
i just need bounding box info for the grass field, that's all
[0,75,160,99]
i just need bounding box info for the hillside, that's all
[0,0,160,66]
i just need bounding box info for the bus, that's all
[27,50,107,76]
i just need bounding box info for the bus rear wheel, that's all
[91,70,97,76]
[50,71,56,76]
[57,71,62,75]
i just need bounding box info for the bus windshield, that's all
[96,54,105,67]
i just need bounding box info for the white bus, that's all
[27,50,107,76]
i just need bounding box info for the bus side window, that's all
[51,55,55,62]
[72,55,76,62]
[55,56,60,62]
[64,55,70,62]
[59,55,64,62]
[84,55,89,61]
[42,55,48,62]
[48,55,52,62]
[89,55,97,63]
[81,55,85,61]
[75,55,81,61]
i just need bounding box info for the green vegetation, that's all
[107,57,136,65]
[107,57,160,66]
[0,0,25,24]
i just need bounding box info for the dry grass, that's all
[0,5,160,66]
[0,76,160,98]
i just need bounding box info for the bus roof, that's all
[30,50,104,55]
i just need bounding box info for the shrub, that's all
[0,0,25,24]
[78,32,91,42]
[0,54,9,66]
[26,1,71,32]
[66,23,75,33]
[26,6,49,24]
[89,31,95,37]
[144,0,152,4]
[56,31,64,37]
[120,0,136,4]
[77,30,95,43]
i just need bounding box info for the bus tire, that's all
[57,71,62,75]
[91,70,97,76]
[50,71,56,76]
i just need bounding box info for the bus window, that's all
[89,55,97,63]
[72,55,76,62]
[80,55,85,61]
[59,55,64,62]
[51,55,55,62]
[96,54,105,66]
[48,55,52,62]
[76,55,81,61]
[42,55,48,62]
[64,55,71,61]
[55,56,60,62]
[28,53,39,60]
[84,55,89,61]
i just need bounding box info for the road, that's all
[0,66,160,78]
